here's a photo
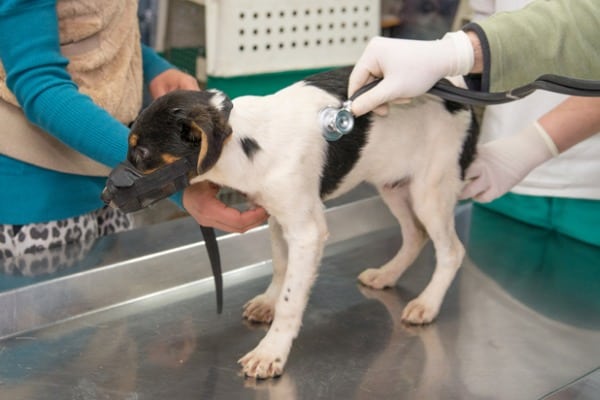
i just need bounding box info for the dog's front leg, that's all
[239,206,328,378]
[243,216,288,323]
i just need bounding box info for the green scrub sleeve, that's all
[463,0,600,93]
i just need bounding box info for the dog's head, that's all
[128,89,233,176]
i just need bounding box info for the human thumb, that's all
[350,85,391,117]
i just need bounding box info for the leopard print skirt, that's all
[0,207,133,276]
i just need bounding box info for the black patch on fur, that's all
[435,79,470,114]
[303,67,353,102]
[240,137,261,160]
[443,99,468,114]
[319,118,371,197]
[458,113,480,179]
[303,68,371,197]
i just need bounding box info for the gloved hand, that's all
[460,122,559,202]
[348,31,474,116]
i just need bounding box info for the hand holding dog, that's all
[348,32,475,116]
[460,122,558,202]
[149,68,201,98]
[183,181,269,233]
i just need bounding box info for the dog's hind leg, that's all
[243,217,287,323]
[358,184,428,289]
[401,177,464,325]
[239,202,328,378]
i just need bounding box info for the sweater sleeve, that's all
[142,44,176,84]
[0,0,129,168]
[464,0,600,93]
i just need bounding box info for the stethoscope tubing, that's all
[428,74,600,106]
[350,75,600,109]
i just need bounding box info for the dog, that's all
[126,67,478,378]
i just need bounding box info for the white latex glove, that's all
[348,31,474,116]
[460,122,559,203]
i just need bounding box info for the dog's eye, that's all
[170,108,200,144]
[179,121,201,145]
[180,123,192,139]
[171,108,185,117]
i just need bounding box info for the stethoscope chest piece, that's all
[320,100,355,141]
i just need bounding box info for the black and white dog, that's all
[127,67,478,378]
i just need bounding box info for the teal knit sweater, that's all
[0,1,175,224]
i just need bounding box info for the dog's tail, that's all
[459,111,481,179]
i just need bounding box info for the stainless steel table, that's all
[1,194,599,399]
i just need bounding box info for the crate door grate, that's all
[205,0,380,77]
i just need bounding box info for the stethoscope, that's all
[320,75,600,141]
[319,79,382,141]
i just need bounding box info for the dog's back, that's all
[301,67,478,201]
[220,67,478,205]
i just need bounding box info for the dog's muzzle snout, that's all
[102,155,197,213]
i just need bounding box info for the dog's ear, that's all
[195,108,233,175]
[186,90,233,175]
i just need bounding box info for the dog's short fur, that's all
[127,68,478,379]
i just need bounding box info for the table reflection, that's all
[468,204,600,329]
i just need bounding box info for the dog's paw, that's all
[243,294,275,323]
[238,347,286,379]
[358,268,397,290]
[401,297,439,325]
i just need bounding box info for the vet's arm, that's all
[183,182,269,233]
[348,0,600,116]
[460,96,600,203]
[539,97,600,152]
[465,0,600,92]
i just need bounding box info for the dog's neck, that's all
[193,94,271,193]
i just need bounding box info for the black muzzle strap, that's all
[101,154,224,314]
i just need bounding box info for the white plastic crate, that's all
[204,0,380,77]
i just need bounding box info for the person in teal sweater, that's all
[349,0,600,245]
[0,1,267,261]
